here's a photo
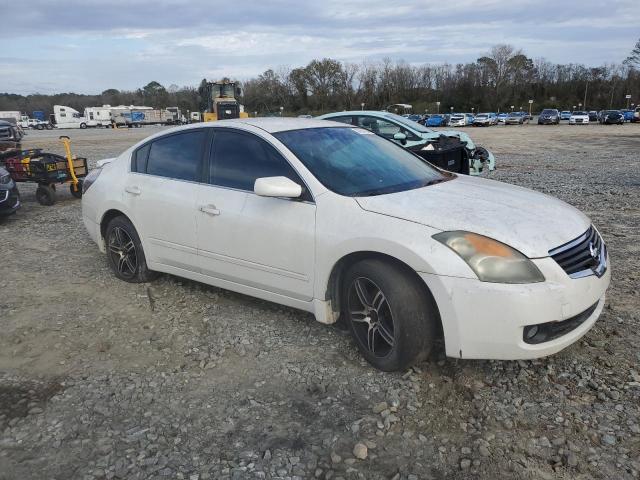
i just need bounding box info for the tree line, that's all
[2,43,639,118]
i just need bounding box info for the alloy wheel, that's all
[108,227,138,279]
[347,277,395,357]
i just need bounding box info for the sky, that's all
[2,0,639,95]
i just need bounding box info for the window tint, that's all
[210,130,305,194]
[132,143,150,173]
[146,130,206,181]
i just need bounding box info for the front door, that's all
[195,128,316,301]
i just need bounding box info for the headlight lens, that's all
[0,173,11,185]
[433,231,545,284]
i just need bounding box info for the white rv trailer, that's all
[84,106,113,127]
[51,105,88,129]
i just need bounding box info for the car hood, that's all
[420,130,476,149]
[355,175,590,258]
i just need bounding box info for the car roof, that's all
[217,117,349,133]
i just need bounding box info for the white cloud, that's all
[1,0,637,94]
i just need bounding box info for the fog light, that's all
[524,325,539,340]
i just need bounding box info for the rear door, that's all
[195,128,316,300]
[124,129,208,272]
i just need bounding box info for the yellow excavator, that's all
[203,80,249,122]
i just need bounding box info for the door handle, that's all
[125,185,141,195]
[199,205,220,216]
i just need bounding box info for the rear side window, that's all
[132,143,150,173]
[145,130,206,181]
[210,130,307,197]
[329,116,354,125]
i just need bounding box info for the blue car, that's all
[426,114,446,127]
[620,109,634,122]
[497,113,509,124]
[560,111,572,121]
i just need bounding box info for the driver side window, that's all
[209,129,312,201]
[356,116,400,139]
[356,116,418,141]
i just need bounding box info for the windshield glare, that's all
[274,127,448,197]
[382,112,433,133]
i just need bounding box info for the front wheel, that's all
[105,216,159,283]
[341,259,438,371]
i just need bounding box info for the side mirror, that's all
[254,176,302,199]
[393,132,407,144]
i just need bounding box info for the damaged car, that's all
[317,111,495,175]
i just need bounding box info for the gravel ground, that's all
[0,123,639,480]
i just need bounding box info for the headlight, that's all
[433,231,545,284]
[0,173,11,185]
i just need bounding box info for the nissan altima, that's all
[82,119,611,371]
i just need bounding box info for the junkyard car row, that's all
[81,118,610,371]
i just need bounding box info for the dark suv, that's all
[537,109,560,125]
[0,120,23,158]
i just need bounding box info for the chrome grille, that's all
[549,226,607,279]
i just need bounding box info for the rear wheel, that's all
[80,123,87,129]
[35,184,56,205]
[341,259,438,371]
[105,216,159,283]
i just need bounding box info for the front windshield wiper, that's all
[354,176,452,197]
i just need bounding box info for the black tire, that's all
[36,124,44,130]
[80,123,87,129]
[35,185,56,206]
[105,216,159,283]
[46,124,53,130]
[341,259,438,371]
[70,180,83,199]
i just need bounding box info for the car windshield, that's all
[541,109,556,114]
[274,127,448,197]
[573,111,587,115]
[382,112,433,133]
[476,114,488,118]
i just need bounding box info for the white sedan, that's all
[82,119,610,371]
[569,111,590,124]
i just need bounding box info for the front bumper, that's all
[419,255,611,360]
[538,118,557,124]
[0,186,20,215]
